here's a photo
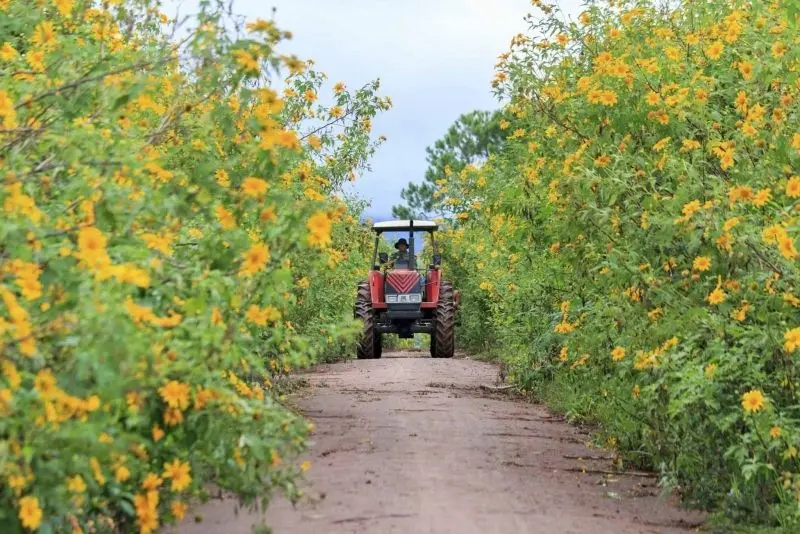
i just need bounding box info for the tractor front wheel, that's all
[432,281,455,358]
[355,281,381,359]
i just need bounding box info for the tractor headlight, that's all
[386,294,422,304]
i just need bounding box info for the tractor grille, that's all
[386,271,421,294]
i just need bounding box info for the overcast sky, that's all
[168,0,581,220]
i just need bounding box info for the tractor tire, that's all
[432,281,455,359]
[355,281,381,359]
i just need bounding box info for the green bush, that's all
[0,0,387,532]
[438,0,800,527]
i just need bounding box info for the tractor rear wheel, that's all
[432,281,455,358]
[355,281,381,359]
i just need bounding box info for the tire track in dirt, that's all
[176,350,705,534]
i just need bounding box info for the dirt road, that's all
[176,351,705,534]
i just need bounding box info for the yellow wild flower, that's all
[741,389,765,413]
[307,212,332,248]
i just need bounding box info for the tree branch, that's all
[299,108,356,141]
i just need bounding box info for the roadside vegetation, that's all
[0,1,386,532]
[407,0,800,529]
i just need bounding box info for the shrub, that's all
[437,0,800,527]
[0,0,387,532]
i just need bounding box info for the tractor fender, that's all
[368,270,385,307]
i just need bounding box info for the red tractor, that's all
[354,220,459,359]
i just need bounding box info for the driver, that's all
[391,238,411,264]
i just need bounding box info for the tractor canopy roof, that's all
[372,219,438,233]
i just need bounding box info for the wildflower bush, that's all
[0,0,388,532]
[436,0,800,527]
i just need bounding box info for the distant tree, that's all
[391,109,505,219]
[391,182,437,219]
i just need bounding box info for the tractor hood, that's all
[385,270,421,294]
[384,270,423,305]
